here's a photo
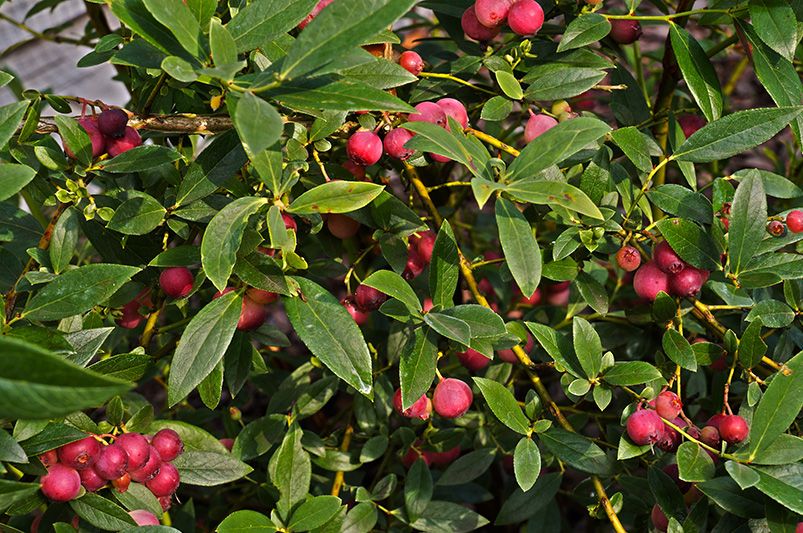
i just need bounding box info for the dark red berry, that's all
[609,19,642,44]
[767,220,786,237]
[151,429,183,462]
[115,433,151,471]
[633,261,670,301]
[408,102,447,128]
[39,449,59,468]
[616,245,641,272]
[461,5,501,41]
[219,438,234,451]
[383,128,415,160]
[129,510,160,526]
[626,409,665,445]
[656,417,683,452]
[651,504,669,532]
[655,391,682,420]
[392,388,432,420]
[97,109,128,138]
[457,348,491,371]
[787,210,803,233]
[346,131,383,166]
[719,415,749,445]
[399,50,424,76]
[706,413,727,430]
[700,425,721,448]
[159,267,194,299]
[107,127,142,157]
[423,445,461,467]
[669,266,708,297]
[410,230,436,264]
[129,446,162,483]
[94,443,129,480]
[145,462,180,497]
[282,213,297,231]
[437,98,469,130]
[402,249,426,280]
[79,467,106,492]
[678,115,706,138]
[355,284,387,312]
[524,112,558,143]
[58,436,100,470]
[341,160,366,180]
[432,378,473,418]
[40,464,82,502]
[507,0,544,36]
[654,241,685,274]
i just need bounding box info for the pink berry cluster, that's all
[461,0,545,41]
[65,108,142,160]
[392,377,473,421]
[631,241,710,301]
[38,429,184,513]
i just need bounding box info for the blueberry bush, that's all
[0,0,802,531]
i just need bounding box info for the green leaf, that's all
[513,437,541,492]
[174,450,253,486]
[669,23,723,122]
[201,196,268,291]
[728,173,767,276]
[399,327,438,411]
[749,0,797,61]
[495,70,523,100]
[234,252,297,296]
[269,425,311,518]
[141,0,202,58]
[526,322,584,378]
[473,377,530,435]
[744,351,803,461]
[725,461,760,490]
[288,495,342,531]
[423,312,471,346]
[739,318,767,369]
[272,79,415,113]
[227,0,318,53]
[69,493,137,530]
[752,466,803,515]
[749,434,803,465]
[539,428,612,475]
[557,13,611,52]
[495,197,541,299]
[655,218,720,271]
[175,130,248,207]
[287,181,384,215]
[572,317,602,378]
[55,115,92,166]
[107,193,167,235]
[602,361,662,386]
[439,305,507,344]
[102,145,181,172]
[113,482,162,516]
[0,164,35,202]
[23,264,141,321]
[232,92,283,158]
[429,221,459,308]
[410,501,489,532]
[342,502,376,532]
[507,117,611,181]
[522,64,607,101]
[0,430,27,464]
[343,59,418,89]
[281,0,416,80]
[167,292,242,406]
[575,271,608,315]
[746,300,795,327]
[217,510,276,532]
[610,126,653,172]
[648,184,713,224]
[649,467,686,521]
[494,472,561,525]
[403,121,490,175]
[697,477,765,518]
[405,459,432,522]
[505,179,604,219]
[49,207,80,274]
[662,328,697,371]
[672,106,803,162]
[677,442,716,482]
[362,270,420,313]
[284,277,373,396]
[480,96,513,122]
[436,448,496,486]
[209,19,237,67]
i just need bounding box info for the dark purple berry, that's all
[97,109,128,138]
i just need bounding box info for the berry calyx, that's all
[40,464,81,502]
[129,510,160,526]
[107,127,142,157]
[507,0,544,36]
[383,127,415,160]
[355,284,387,312]
[94,443,129,480]
[654,241,685,274]
[632,261,670,301]
[767,220,786,237]
[115,433,151,471]
[58,436,100,470]
[475,0,512,27]
[399,50,424,76]
[457,348,491,371]
[432,378,473,418]
[524,112,558,143]
[436,98,469,130]
[392,388,432,420]
[408,102,447,128]
[461,6,501,41]
[97,109,128,138]
[609,19,643,44]
[145,461,180,497]
[112,472,131,493]
[326,214,360,239]
[616,245,641,272]
[346,131,383,166]
[655,391,682,420]
[151,429,184,462]
[626,409,665,445]
[786,210,803,233]
[159,267,194,299]
[719,415,749,445]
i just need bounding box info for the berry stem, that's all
[330,424,353,497]
[465,127,521,157]
[418,71,498,96]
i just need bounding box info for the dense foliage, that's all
[0,0,802,531]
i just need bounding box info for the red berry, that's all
[159,267,194,299]
[107,127,142,157]
[282,213,297,231]
[410,230,436,263]
[402,445,428,468]
[655,391,683,420]
[392,388,432,420]
[129,510,160,526]
[497,333,534,363]
[422,298,434,313]
[520,288,541,306]
[458,348,491,371]
[616,245,641,272]
[524,112,558,143]
[58,436,100,470]
[545,281,570,306]
[94,443,129,480]
[355,284,387,312]
[112,472,131,493]
[436,98,469,130]
[383,127,415,160]
[609,19,642,44]
[432,378,473,418]
[246,288,278,305]
[678,115,706,138]
[669,266,707,297]
[327,214,361,239]
[662,463,691,492]
[706,413,727,430]
[237,296,267,331]
[98,109,128,139]
[341,160,366,180]
[475,0,512,27]
[115,433,151,471]
[40,464,81,502]
[298,0,334,29]
[461,5,501,41]
[129,446,162,483]
[116,300,144,329]
[787,210,803,233]
[651,504,669,532]
[341,297,369,326]
[402,249,426,280]
[654,241,685,274]
[219,438,234,451]
[719,415,749,445]
[507,0,544,36]
[347,130,383,166]
[399,50,424,76]
[626,409,665,445]
[69,117,106,159]
[145,462,180,497]
[767,220,786,237]
[656,418,683,452]
[633,261,670,301]
[79,467,106,492]
[423,445,461,467]
[700,425,721,448]
[408,102,447,128]
[39,449,59,468]
[151,429,183,462]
